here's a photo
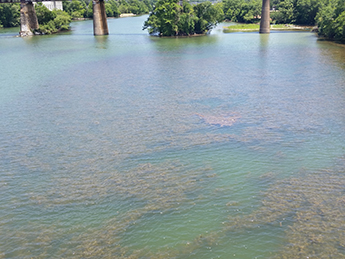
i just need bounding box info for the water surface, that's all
[1,16,345,258]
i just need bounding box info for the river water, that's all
[1,16,345,258]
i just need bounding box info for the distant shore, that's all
[223,24,317,33]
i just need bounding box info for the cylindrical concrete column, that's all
[20,1,39,36]
[259,0,270,34]
[93,0,109,36]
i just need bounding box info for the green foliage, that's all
[270,0,345,40]
[118,0,151,14]
[63,0,86,18]
[35,3,57,24]
[143,0,179,35]
[0,0,151,28]
[0,3,20,28]
[194,2,224,33]
[270,0,294,24]
[270,0,326,26]
[316,0,345,41]
[177,1,196,35]
[62,0,125,19]
[143,0,155,12]
[334,11,345,39]
[86,1,93,18]
[108,0,121,17]
[294,0,321,25]
[128,0,149,14]
[35,4,71,34]
[223,0,261,23]
[118,0,130,13]
[143,0,223,36]
[53,10,72,30]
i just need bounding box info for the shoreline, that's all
[223,24,316,33]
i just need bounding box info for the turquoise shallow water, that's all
[1,16,345,258]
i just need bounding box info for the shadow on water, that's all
[318,40,345,69]
[21,33,61,45]
[148,34,219,51]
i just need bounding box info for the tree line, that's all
[0,0,344,41]
[270,0,345,41]
[145,0,345,40]
[0,0,154,31]
[62,0,154,19]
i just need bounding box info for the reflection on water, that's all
[149,34,219,50]
[259,33,269,51]
[0,16,345,258]
[94,35,109,49]
[318,40,345,70]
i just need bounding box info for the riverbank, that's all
[223,23,316,33]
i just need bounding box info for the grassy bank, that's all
[223,24,315,33]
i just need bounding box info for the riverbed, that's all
[1,15,345,258]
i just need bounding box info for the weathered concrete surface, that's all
[20,1,39,36]
[259,0,270,34]
[93,0,108,36]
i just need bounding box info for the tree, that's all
[86,1,93,18]
[271,0,295,24]
[143,0,179,35]
[223,0,243,22]
[194,2,224,33]
[334,10,345,40]
[109,0,121,17]
[223,0,261,23]
[35,4,71,34]
[143,0,223,36]
[0,3,20,28]
[63,0,86,19]
[177,1,196,35]
[118,0,130,13]
[104,1,121,18]
[316,0,345,41]
[294,0,320,25]
[35,3,57,24]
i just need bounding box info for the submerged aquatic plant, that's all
[225,157,345,258]
[7,160,216,258]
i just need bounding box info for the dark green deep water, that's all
[1,16,345,258]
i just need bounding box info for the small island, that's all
[223,23,315,33]
[142,0,224,36]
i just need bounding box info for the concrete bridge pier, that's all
[20,1,39,36]
[259,0,270,33]
[93,0,108,36]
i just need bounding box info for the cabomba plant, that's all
[143,0,224,36]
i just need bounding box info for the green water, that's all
[1,16,345,258]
